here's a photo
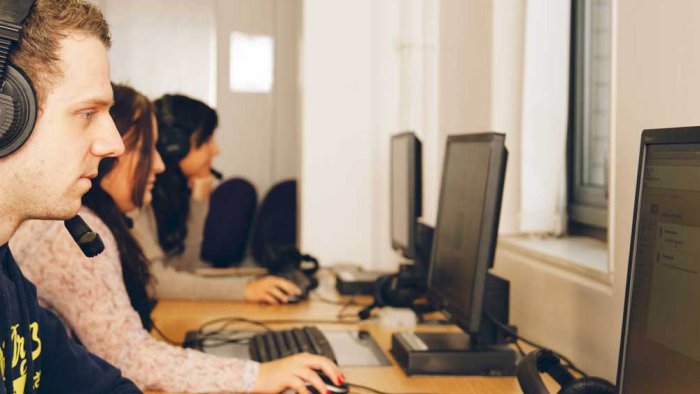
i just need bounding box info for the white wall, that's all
[300,0,501,270]
[300,0,396,266]
[300,0,402,270]
[491,0,525,235]
[214,0,301,194]
[103,0,216,106]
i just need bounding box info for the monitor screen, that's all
[618,128,700,393]
[427,133,507,334]
[391,132,422,258]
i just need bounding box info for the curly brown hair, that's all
[9,0,111,104]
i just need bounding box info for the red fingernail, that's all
[326,391,331,394]
[337,376,344,384]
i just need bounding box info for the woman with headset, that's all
[10,83,343,393]
[128,93,301,304]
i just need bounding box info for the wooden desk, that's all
[145,288,537,394]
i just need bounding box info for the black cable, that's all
[311,294,346,305]
[336,294,361,319]
[151,322,182,346]
[196,317,273,343]
[188,315,365,352]
[513,339,526,357]
[260,318,362,325]
[348,382,439,394]
[485,312,588,377]
[197,334,254,348]
[196,316,361,338]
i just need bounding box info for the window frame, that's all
[568,0,610,235]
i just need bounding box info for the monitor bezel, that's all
[426,132,507,335]
[390,131,422,259]
[616,126,700,391]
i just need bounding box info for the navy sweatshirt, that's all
[0,244,141,393]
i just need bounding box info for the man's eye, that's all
[79,110,96,120]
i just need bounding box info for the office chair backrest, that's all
[251,180,296,271]
[201,178,257,267]
[251,180,317,273]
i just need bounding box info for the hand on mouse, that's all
[244,276,302,304]
[252,353,345,394]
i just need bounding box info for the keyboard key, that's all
[284,330,300,354]
[264,331,280,360]
[274,331,291,357]
[251,335,269,362]
[293,328,313,353]
[248,327,336,363]
[305,326,337,362]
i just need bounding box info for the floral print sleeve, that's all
[9,208,259,393]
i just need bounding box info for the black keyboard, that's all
[248,326,336,363]
[273,269,318,302]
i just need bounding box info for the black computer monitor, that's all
[390,132,422,259]
[617,126,700,393]
[427,132,508,341]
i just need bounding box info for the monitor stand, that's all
[391,332,516,376]
[390,273,517,376]
[335,265,385,295]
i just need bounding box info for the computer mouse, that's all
[285,289,308,304]
[305,371,349,394]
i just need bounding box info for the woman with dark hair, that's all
[10,84,343,393]
[130,93,300,303]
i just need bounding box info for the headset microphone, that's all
[358,301,378,320]
[64,215,105,257]
[210,167,223,180]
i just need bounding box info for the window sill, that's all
[497,235,612,285]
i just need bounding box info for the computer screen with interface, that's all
[618,127,700,393]
[427,133,507,336]
[390,132,422,258]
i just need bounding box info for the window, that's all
[568,0,612,237]
[229,32,274,93]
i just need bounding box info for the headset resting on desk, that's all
[0,0,104,257]
[517,349,615,394]
[358,273,423,320]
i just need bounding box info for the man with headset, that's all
[0,0,140,392]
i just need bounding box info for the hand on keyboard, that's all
[252,353,346,394]
[244,275,302,304]
[249,327,337,363]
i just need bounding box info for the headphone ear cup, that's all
[377,274,421,308]
[517,350,551,394]
[0,65,37,158]
[156,96,191,163]
[374,274,394,308]
[559,377,616,394]
[157,123,190,163]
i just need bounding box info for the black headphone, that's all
[0,0,38,158]
[358,273,424,320]
[517,350,616,394]
[1,0,104,257]
[155,95,191,163]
